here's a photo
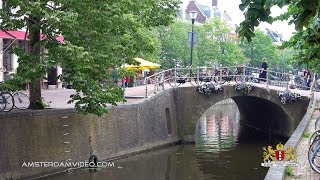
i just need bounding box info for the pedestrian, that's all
[303,68,311,90]
[259,58,268,82]
[125,76,130,88]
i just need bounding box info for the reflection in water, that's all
[195,98,286,180]
[46,99,287,180]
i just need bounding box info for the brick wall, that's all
[0,90,178,179]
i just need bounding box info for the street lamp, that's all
[189,11,198,76]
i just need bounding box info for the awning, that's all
[125,58,161,70]
[0,30,64,43]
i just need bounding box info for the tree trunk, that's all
[28,16,43,109]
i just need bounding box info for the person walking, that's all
[259,58,268,82]
[303,68,311,90]
[125,76,131,88]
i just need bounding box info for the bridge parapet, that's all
[144,66,316,99]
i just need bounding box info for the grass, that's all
[303,132,310,138]
[285,166,294,176]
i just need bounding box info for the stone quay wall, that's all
[0,89,178,179]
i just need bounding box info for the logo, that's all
[261,143,298,167]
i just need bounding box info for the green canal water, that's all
[46,99,287,180]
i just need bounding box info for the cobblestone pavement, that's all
[286,101,320,180]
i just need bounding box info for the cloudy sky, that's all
[183,0,295,40]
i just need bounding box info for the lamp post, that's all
[189,11,198,76]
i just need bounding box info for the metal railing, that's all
[144,66,315,98]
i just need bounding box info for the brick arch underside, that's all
[231,96,293,140]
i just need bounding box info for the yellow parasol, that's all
[124,58,161,70]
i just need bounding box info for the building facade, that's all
[0,0,63,89]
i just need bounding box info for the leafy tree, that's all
[157,18,246,69]
[237,0,320,72]
[196,18,246,67]
[157,19,190,69]
[238,30,280,68]
[278,48,296,72]
[0,0,179,115]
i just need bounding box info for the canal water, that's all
[46,98,287,180]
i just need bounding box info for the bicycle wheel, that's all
[189,76,200,86]
[13,92,30,110]
[308,139,320,173]
[214,70,227,84]
[167,77,182,87]
[0,94,6,112]
[1,92,14,112]
[309,130,320,146]
[235,73,245,83]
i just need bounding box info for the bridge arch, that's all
[174,85,310,142]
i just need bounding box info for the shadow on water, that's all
[45,98,288,180]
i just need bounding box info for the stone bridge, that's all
[0,83,311,179]
[173,85,310,141]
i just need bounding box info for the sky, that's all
[185,0,295,40]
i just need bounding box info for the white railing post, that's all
[145,78,148,98]
[174,66,177,88]
[286,72,289,90]
[219,67,222,85]
[242,65,246,83]
[161,72,165,90]
[197,67,200,86]
[266,69,269,89]
[310,73,316,99]
[154,76,157,94]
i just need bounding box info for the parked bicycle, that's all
[214,67,245,84]
[167,73,199,87]
[0,91,30,112]
[166,67,201,87]
[308,115,320,173]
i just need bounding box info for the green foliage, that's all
[36,97,52,109]
[303,132,310,138]
[239,30,280,68]
[237,0,320,72]
[234,82,254,95]
[284,17,320,72]
[285,166,294,176]
[157,19,190,69]
[197,17,247,66]
[278,48,296,72]
[157,18,247,68]
[0,0,179,115]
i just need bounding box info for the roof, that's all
[265,28,283,42]
[198,4,211,17]
[0,30,64,43]
[222,11,232,21]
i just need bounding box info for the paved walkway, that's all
[38,82,319,109]
[286,101,320,180]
